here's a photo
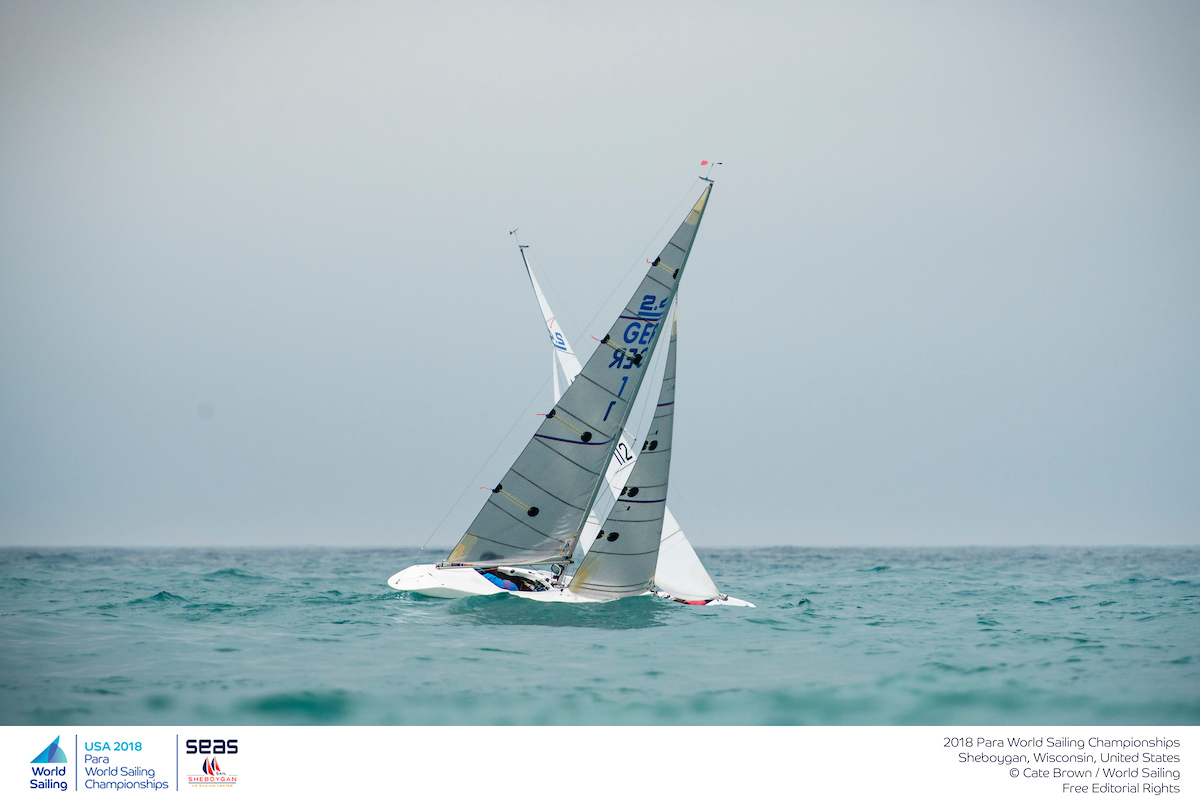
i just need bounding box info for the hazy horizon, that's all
[2,2,1197,548]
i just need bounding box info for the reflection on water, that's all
[444,592,669,629]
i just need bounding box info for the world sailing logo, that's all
[31,736,69,764]
[30,736,69,791]
[187,757,238,787]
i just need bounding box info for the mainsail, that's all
[570,309,680,599]
[444,186,712,568]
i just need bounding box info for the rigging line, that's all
[413,370,556,562]
[573,178,702,347]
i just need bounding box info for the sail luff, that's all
[444,185,712,569]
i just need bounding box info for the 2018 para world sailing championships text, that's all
[946,736,1181,750]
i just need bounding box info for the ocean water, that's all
[0,547,1196,726]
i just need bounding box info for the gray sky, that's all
[1,1,1197,547]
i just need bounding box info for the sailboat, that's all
[388,182,752,606]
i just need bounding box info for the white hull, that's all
[388,564,591,602]
[657,592,755,608]
[388,564,753,606]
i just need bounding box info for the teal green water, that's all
[1,547,1197,725]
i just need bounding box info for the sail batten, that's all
[444,185,712,569]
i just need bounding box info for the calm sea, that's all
[1,547,1196,725]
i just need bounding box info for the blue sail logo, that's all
[31,736,68,764]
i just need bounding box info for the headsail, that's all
[653,508,721,600]
[445,185,712,568]
[570,308,680,599]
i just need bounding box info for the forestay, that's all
[570,309,680,599]
[444,186,712,568]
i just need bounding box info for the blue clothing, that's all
[482,573,518,591]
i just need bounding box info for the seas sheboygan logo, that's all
[185,739,238,788]
[30,736,68,791]
[187,758,237,787]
